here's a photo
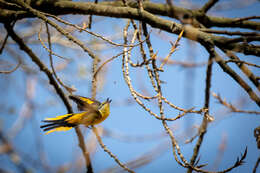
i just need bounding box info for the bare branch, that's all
[213,93,260,114]
[213,50,260,107]
[253,156,260,173]
[225,59,260,68]
[44,22,76,94]
[38,23,70,60]
[159,29,184,70]
[4,22,95,173]
[0,32,9,54]
[200,0,219,13]
[0,55,21,74]
[4,22,72,112]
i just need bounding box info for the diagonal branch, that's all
[187,44,214,173]
[4,22,72,112]
[214,50,260,107]
[4,22,93,173]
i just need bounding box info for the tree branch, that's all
[1,1,259,56]
[4,22,93,173]
[200,0,219,13]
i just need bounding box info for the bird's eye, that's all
[100,102,106,108]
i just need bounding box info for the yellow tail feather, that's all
[45,126,73,135]
[45,114,72,121]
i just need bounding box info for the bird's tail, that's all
[40,114,76,134]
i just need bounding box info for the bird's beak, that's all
[106,98,112,103]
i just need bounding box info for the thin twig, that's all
[4,22,72,112]
[38,23,70,60]
[44,22,76,94]
[42,12,144,48]
[212,93,260,114]
[92,127,134,173]
[93,41,143,79]
[253,155,260,173]
[159,29,184,70]
[161,59,207,68]
[0,55,21,74]
[15,0,100,61]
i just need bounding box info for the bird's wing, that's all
[69,95,101,111]
[65,110,101,126]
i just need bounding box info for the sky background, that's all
[0,0,259,173]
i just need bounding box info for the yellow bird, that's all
[40,95,111,134]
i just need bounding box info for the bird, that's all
[40,95,111,134]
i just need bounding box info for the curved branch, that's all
[0,55,21,74]
[200,0,219,13]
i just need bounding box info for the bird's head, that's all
[98,98,112,118]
